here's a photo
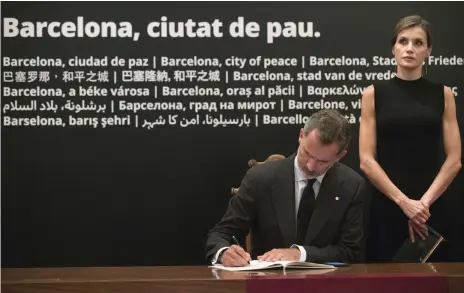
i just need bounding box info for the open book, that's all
[210,260,336,271]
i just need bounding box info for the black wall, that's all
[2,1,463,267]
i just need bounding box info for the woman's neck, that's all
[396,66,423,81]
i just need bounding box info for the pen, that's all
[232,236,250,264]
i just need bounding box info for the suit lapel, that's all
[305,162,345,244]
[270,155,296,248]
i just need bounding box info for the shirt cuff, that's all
[211,247,229,264]
[291,244,307,262]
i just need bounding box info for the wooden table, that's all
[2,263,464,292]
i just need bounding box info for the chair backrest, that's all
[231,154,286,196]
[230,154,286,252]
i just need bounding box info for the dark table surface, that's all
[3,262,464,292]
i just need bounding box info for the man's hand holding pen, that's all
[220,245,251,267]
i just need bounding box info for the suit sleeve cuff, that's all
[291,244,306,262]
[211,247,229,264]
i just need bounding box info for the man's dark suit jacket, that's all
[205,154,366,264]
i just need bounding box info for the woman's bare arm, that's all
[359,85,430,223]
[420,86,462,206]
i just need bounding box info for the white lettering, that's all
[162,86,221,96]
[309,56,368,66]
[3,57,62,67]
[3,17,133,38]
[3,87,63,97]
[160,56,220,67]
[3,116,63,126]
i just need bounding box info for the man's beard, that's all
[306,170,318,176]
[299,161,335,177]
[299,163,320,177]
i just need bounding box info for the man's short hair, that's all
[303,109,352,154]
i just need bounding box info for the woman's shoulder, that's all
[362,80,392,96]
[422,77,445,88]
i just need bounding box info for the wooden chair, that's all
[230,154,286,252]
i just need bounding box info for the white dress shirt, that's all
[292,154,326,261]
[211,154,327,264]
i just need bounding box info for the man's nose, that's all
[306,159,317,171]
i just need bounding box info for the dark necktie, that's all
[296,178,317,245]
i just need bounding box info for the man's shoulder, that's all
[333,162,365,183]
[330,163,366,202]
[245,155,293,181]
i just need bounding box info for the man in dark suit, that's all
[206,109,366,267]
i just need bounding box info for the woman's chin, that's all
[398,61,422,70]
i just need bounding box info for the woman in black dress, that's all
[359,15,461,262]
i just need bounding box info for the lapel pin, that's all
[335,197,339,201]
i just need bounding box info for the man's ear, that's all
[336,149,347,161]
[299,128,304,144]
